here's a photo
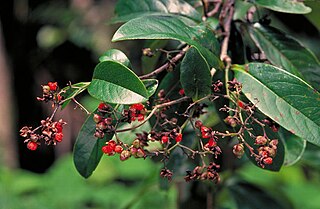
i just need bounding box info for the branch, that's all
[219,0,234,62]
[139,46,189,79]
[116,96,190,132]
[207,0,222,17]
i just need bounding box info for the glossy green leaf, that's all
[112,0,201,23]
[99,48,131,67]
[112,14,222,69]
[228,180,286,209]
[180,47,211,100]
[73,110,112,178]
[278,128,306,166]
[192,24,220,55]
[142,79,159,98]
[61,82,90,109]
[249,23,320,90]
[233,63,320,146]
[250,0,311,14]
[88,61,149,104]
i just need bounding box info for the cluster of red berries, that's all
[129,103,147,122]
[121,103,147,123]
[101,139,146,161]
[93,103,115,139]
[255,136,278,168]
[195,120,221,157]
[160,131,182,144]
[37,81,62,104]
[184,163,220,183]
[20,118,66,151]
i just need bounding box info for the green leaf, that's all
[112,0,202,23]
[142,79,159,98]
[228,180,286,209]
[88,61,149,104]
[192,24,220,55]
[278,128,306,166]
[249,0,311,14]
[73,110,112,178]
[180,47,211,100]
[61,82,90,109]
[232,63,320,146]
[99,48,131,67]
[248,23,320,90]
[112,14,222,69]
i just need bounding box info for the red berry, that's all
[55,132,63,142]
[233,143,244,158]
[178,89,185,96]
[114,145,123,153]
[137,114,144,122]
[104,117,113,125]
[195,120,203,129]
[201,126,210,133]
[102,145,114,155]
[255,136,267,145]
[175,133,182,143]
[135,103,144,111]
[130,103,144,111]
[93,114,102,123]
[27,141,38,151]
[48,82,58,91]
[208,138,216,147]
[55,122,63,133]
[260,150,269,158]
[98,103,110,112]
[237,100,245,109]
[263,157,273,165]
[96,122,107,130]
[107,140,116,149]
[201,126,211,139]
[120,150,131,161]
[56,94,62,102]
[161,136,169,144]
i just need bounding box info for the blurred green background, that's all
[1,0,320,208]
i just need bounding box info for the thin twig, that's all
[207,0,222,17]
[139,46,190,79]
[116,96,190,132]
[219,0,234,62]
[72,98,90,115]
[201,0,208,20]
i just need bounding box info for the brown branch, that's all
[201,0,208,20]
[116,96,190,132]
[207,0,222,17]
[139,46,189,79]
[219,0,234,62]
